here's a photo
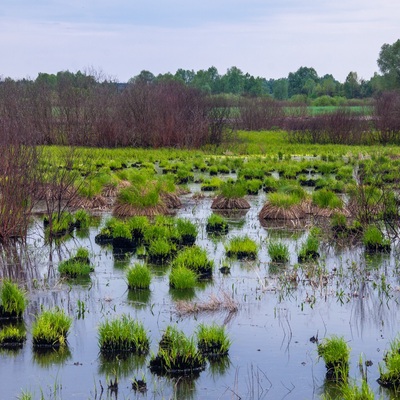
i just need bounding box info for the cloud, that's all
[1,0,399,81]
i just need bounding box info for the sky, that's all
[1,0,399,83]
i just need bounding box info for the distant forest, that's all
[0,39,399,148]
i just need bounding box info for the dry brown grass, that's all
[175,291,239,316]
[259,202,307,220]
[211,196,250,210]
[70,195,111,211]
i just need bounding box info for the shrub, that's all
[32,308,72,348]
[98,315,150,354]
[0,280,27,319]
[267,241,290,263]
[126,263,152,290]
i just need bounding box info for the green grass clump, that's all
[312,189,343,209]
[58,247,93,278]
[268,192,303,209]
[219,181,247,199]
[169,266,197,289]
[263,176,279,193]
[117,182,161,208]
[0,325,27,348]
[206,213,229,235]
[148,238,175,263]
[201,177,222,191]
[377,336,400,389]
[0,280,27,319]
[196,323,231,357]
[245,179,263,195]
[267,241,290,263]
[32,308,72,348]
[98,315,150,354]
[45,211,75,237]
[127,216,150,240]
[73,209,91,229]
[298,234,320,262]
[58,260,93,279]
[149,326,205,375]
[175,218,198,245]
[171,246,213,277]
[126,263,152,290]
[318,335,350,381]
[225,236,258,259]
[362,225,390,253]
[112,220,133,241]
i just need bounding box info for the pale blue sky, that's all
[1,0,399,82]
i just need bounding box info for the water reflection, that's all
[127,289,151,309]
[33,346,72,368]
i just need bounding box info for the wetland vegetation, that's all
[2,104,400,398]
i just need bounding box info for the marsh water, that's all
[1,190,400,400]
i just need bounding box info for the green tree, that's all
[288,66,319,97]
[378,39,400,88]
[175,69,195,85]
[344,71,361,98]
[272,78,288,100]
[129,70,155,84]
[222,66,245,95]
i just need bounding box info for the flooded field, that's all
[1,185,400,400]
